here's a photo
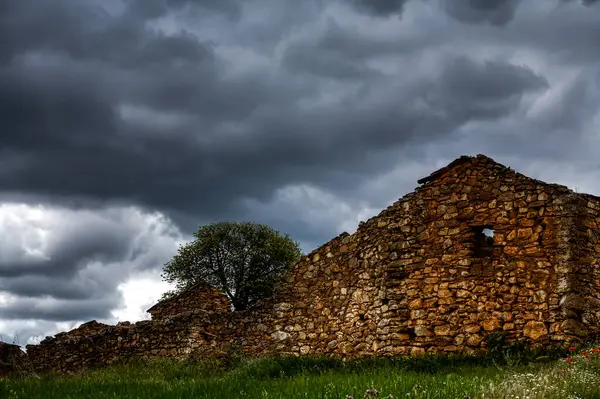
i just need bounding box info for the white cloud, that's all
[0,203,187,345]
[112,274,174,322]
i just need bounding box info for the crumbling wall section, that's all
[26,311,229,374]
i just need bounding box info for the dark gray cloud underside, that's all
[443,0,521,25]
[0,53,548,224]
[349,0,409,16]
[429,57,549,120]
[126,0,243,21]
[0,298,117,322]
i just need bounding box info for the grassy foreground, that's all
[2,346,600,399]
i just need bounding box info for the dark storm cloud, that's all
[0,297,117,322]
[538,72,598,132]
[442,0,521,26]
[0,0,596,222]
[282,43,379,79]
[125,0,243,21]
[0,0,551,230]
[309,20,408,60]
[0,219,132,278]
[507,5,600,65]
[280,18,424,76]
[349,0,410,16]
[2,275,108,300]
[426,57,549,120]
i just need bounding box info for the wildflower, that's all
[566,356,573,364]
[569,346,576,351]
[583,351,589,358]
[365,388,380,397]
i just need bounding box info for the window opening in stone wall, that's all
[473,226,494,257]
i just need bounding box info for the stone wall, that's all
[26,310,230,374]
[380,156,571,352]
[22,154,600,374]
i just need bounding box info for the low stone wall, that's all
[26,311,229,374]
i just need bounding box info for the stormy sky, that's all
[1,0,600,345]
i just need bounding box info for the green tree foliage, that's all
[161,222,302,311]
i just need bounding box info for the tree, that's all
[161,222,302,311]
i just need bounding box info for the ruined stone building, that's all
[10,154,600,374]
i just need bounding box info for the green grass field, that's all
[2,346,600,399]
